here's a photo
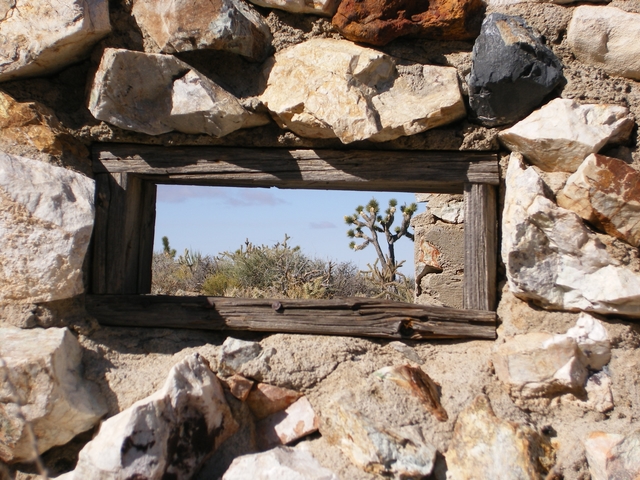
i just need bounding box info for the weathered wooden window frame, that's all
[86,144,499,340]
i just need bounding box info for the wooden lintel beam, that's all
[92,144,499,193]
[85,295,497,340]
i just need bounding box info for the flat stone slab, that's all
[0,152,94,304]
[88,49,268,137]
[499,98,633,173]
[568,6,640,81]
[0,0,111,81]
[260,39,465,144]
[132,0,272,62]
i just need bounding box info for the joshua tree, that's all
[345,198,417,282]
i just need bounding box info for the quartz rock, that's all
[0,327,106,463]
[0,0,111,81]
[584,430,640,480]
[446,395,554,479]
[557,154,640,247]
[260,39,466,144]
[494,313,611,398]
[568,6,640,81]
[322,392,436,477]
[222,446,339,480]
[248,0,339,16]
[256,397,319,449]
[499,99,633,173]
[468,14,565,127]
[493,332,589,398]
[0,153,94,304]
[565,313,611,370]
[88,49,268,137]
[218,337,263,376]
[65,353,238,480]
[502,153,640,316]
[132,0,272,62]
[584,371,614,413]
[332,0,485,47]
[246,383,302,420]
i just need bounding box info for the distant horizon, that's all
[154,185,423,276]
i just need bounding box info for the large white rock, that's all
[568,6,640,81]
[493,314,610,398]
[502,153,640,316]
[65,353,238,480]
[499,99,633,173]
[557,153,640,248]
[222,446,339,480]
[446,395,554,479]
[0,153,95,304]
[323,392,436,477]
[247,0,339,16]
[89,49,268,137]
[0,327,106,463]
[0,0,111,82]
[132,0,272,62]
[584,430,640,480]
[260,39,466,144]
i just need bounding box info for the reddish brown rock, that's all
[557,154,640,248]
[256,397,320,450]
[332,0,485,47]
[222,374,255,401]
[246,383,302,420]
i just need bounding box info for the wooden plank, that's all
[91,174,110,294]
[137,182,157,294]
[85,295,497,340]
[463,183,497,311]
[91,173,153,294]
[92,145,499,193]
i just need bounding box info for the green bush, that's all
[152,235,415,300]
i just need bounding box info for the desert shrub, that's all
[152,235,415,300]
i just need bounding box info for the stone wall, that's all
[1,0,640,479]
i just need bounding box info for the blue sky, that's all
[154,185,421,276]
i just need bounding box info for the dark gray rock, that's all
[468,13,564,127]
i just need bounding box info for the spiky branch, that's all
[345,198,417,282]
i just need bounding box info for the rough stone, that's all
[568,6,640,81]
[246,383,302,420]
[223,374,255,401]
[256,397,319,449]
[65,353,238,480]
[502,153,640,316]
[218,337,263,377]
[468,13,565,127]
[132,0,272,62]
[584,430,640,480]
[565,313,611,370]
[0,327,106,463]
[0,153,94,304]
[493,332,589,398]
[557,154,640,247]
[260,39,466,144]
[446,395,554,479]
[0,92,90,175]
[248,0,339,16]
[499,99,634,173]
[222,447,339,480]
[0,0,111,82]
[332,0,485,47]
[322,392,437,477]
[583,371,614,413]
[88,49,268,137]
